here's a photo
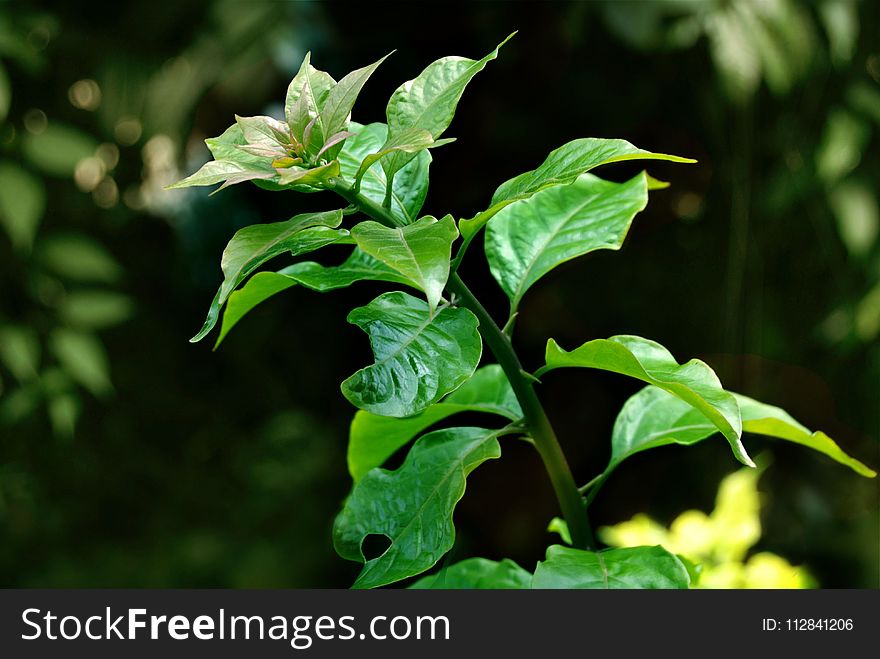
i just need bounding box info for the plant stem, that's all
[327,177,595,550]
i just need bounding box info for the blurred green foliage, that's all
[0,0,876,587]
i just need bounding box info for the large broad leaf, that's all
[382,33,514,177]
[351,215,458,312]
[191,210,346,343]
[540,335,752,466]
[334,426,502,589]
[348,364,521,480]
[531,545,690,589]
[215,248,415,347]
[284,52,336,156]
[410,558,531,589]
[341,291,482,417]
[611,385,876,477]
[492,137,695,205]
[338,122,431,224]
[167,123,276,191]
[485,172,648,309]
[320,52,393,155]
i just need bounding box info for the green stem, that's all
[327,177,595,550]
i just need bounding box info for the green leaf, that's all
[214,248,415,347]
[0,326,40,382]
[348,364,521,480]
[0,61,9,123]
[531,545,690,589]
[275,159,340,188]
[0,161,46,253]
[382,33,514,176]
[190,210,346,343]
[334,426,502,589]
[38,234,123,283]
[485,172,648,309]
[22,123,99,177]
[59,291,134,329]
[341,291,482,417]
[338,122,431,224]
[354,127,454,190]
[320,52,393,155]
[167,123,276,191]
[284,52,336,156]
[609,386,875,477]
[49,329,112,397]
[540,335,752,467]
[351,215,458,312]
[410,558,531,589]
[492,137,695,205]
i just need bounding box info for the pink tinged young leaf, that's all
[316,131,356,160]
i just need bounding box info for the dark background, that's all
[0,0,877,587]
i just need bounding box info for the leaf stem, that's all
[326,176,595,550]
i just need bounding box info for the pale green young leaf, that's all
[608,385,875,477]
[284,52,337,154]
[485,172,648,309]
[354,127,454,190]
[341,291,482,417]
[338,122,431,223]
[351,215,458,312]
[410,558,532,589]
[320,52,394,156]
[540,335,752,466]
[347,364,521,480]
[531,545,690,589]
[383,33,514,175]
[214,249,415,348]
[275,159,340,188]
[190,210,346,343]
[492,137,696,205]
[334,426,502,589]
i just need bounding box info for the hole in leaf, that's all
[361,533,392,561]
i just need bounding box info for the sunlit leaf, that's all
[22,123,99,177]
[347,364,521,480]
[540,334,752,466]
[191,210,347,343]
[486,172,648,309]
[609,385,875,477]
[410,557,531,589]
[38,234,123,283]
[341,291,482,417]
[59,291,134,329]
[531,544,690,589]
[351,214,458,312]
[334,426,502,589]
[284,52,336,157]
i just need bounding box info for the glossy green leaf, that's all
[334,426,502,589]
[0,326,40,382]
[0,161,45,253]
[351,215,458,312]
[341,291,482,417]
[492,137,695,205]
[410,558,531,589]
[49,329,112,397]
[348,364,521,480]
[610,385,875,477]
[540,335,752,466]
[531,545,690,589]
[190,210,346,343]
[284,52,336,156]
[382,33,514,176]
[354,127,454,190]
[338,122,431,224]
[320,52,393,156]
[486,172,648,309]
[215,249,414,347]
